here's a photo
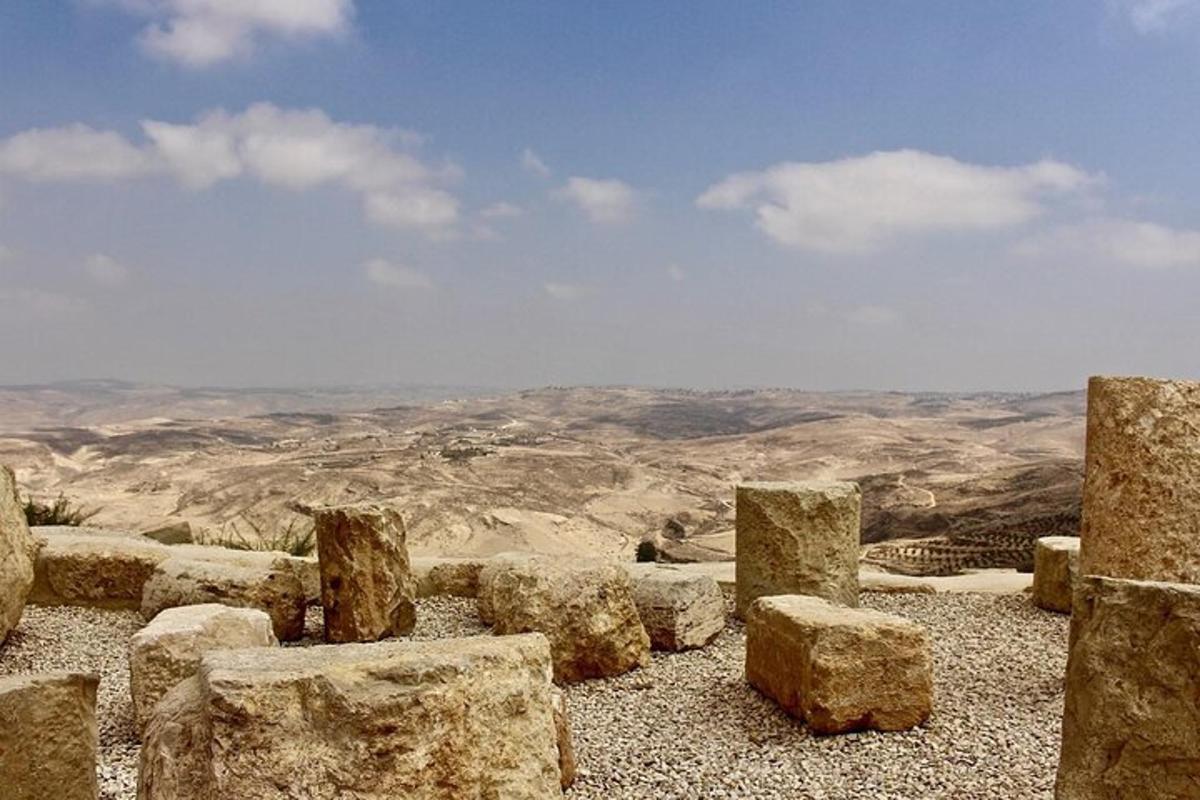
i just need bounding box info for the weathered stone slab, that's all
[626,564,725,651]
[0,671,99,800]
[0,466,36,642]
[477,552,541,624]
[1080,375,1200,582]
[31,528,170,610]
[413,556,486,598]
[129,603,277,734]
[1033,536,1079,614]
[312,504,416,642]
[735,481,861,618]
[138,634,567,799]
[745,594,932,734]
[140,556,306,641]
[1056,575,1200,799]
[489,559,650,683]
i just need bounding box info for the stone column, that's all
[735,481,860,618]
[0,465,35,644]
[313,504,416,642]
[0,672,100,800]
[1032,536,1079,614]
[1056,575,1200,799]
[1080,376,1200,582]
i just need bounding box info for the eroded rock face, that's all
[129,603,277,734]
[31,528,170,610]
[1056,575,1200,800]
[626,564,725,651]
[138,634,567,800]
[490,559,650,683]
[140,556,306,641]
[313,504,416,642]
[477,552,541,625]
[735,481,861,618]
[0,671,100,800]
[1080,376,1200,582]
[745,594,932,734]
[413,556,486,598]
[0,466,36,643]
[1033,536,1080,614]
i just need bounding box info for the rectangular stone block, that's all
[1056,575,1200,800]
[735,481,860,618]
[0,672,99,800]
[1081,375,1200,582]
[626,564,725,651]
[745,594,932,734]
[1033,536,1080,614]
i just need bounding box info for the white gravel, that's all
[0,593,1069,800]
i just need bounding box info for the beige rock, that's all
[0,465,36,643]
[138,634,566,800]
[140,556,306,641]
[627,564,725,650]
[0,671,99,800]
[552,689,576,790]
[312,504,416,642]
[1033,536,1080,614]
[1056,575,1200,799]
[412,556,486,598]
[168,544,320,604]
[745,594,932,734]
[489,559,650,683]
[31,528,170,610]
[1080,375,1200,582]
[735,481,861,618]
[477,552,541,624]
[129,603,277,734]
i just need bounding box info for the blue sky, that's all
[1,1,1199,390]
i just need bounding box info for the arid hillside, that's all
[0,382,1085,573]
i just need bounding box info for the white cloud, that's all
[0,103,460,235]
[0,288,88,317]
[666,263,686,282]
[114,0,355,68]
[544,281,587,300]
[521,148,551,177]
[0,124,153,181]
[363,258,433,290]
[558,176,638,224]
[1014,218,1200,269]
[481,202,523,219]
[845,305,901,326]
[1112,0,1199,33]
[83,253,131,285]
[697,149,1099,254]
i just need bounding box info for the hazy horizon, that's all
[3,2,1200,392]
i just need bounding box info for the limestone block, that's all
[31,528,170,610]
[477,552,541,624]
[0,466,36,642]
[0,671,99,800]
[1033,536,1080,614]
[412,556,486,598]
[626,564,725,650]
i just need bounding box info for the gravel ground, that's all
[0,593,1069,800]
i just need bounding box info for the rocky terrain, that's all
[0,382,1085,575]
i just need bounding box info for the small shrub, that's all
[200,513,316,557]
[636,539,659,563]
[23,494,99,527]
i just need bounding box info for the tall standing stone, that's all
[1080,375,1200,582]
[735,480,860,618]
[1056,575,1200,799]
[313,504,416,642]
[0,672,100,800]
[0,465,36,643]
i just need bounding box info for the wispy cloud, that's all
[83,253,131,285]
[521,148,551,177]
[480,201,523,219]
[845,305,901,326]
[0,103,460,235]
[666,263,686,282]
[363,258,433,289]
[544,281,587,300]
[1014,218,1200,268]
[111,0,355,68]
[0,288,88,317]
[558,176,638,224]
[698,149,1100,254]
[1112,0,1200,33]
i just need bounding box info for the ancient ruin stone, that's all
[0,671,99,800]
[477,552,541,624]
[1056,575,1200,799]
[745,594,932,734]
[141,521,193,545]
[1033,536,1079,614]
[735,481,861,618]
[129,603,277,734]
[0,465,36,643]
[31,528,170,610]
[627,564,725,650]
[412,556,486,598]
[138,634,567,799]
[489,559,650,683]
[140,556,306,641]
[313,504,416,642]
[1080,375,1200,582]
